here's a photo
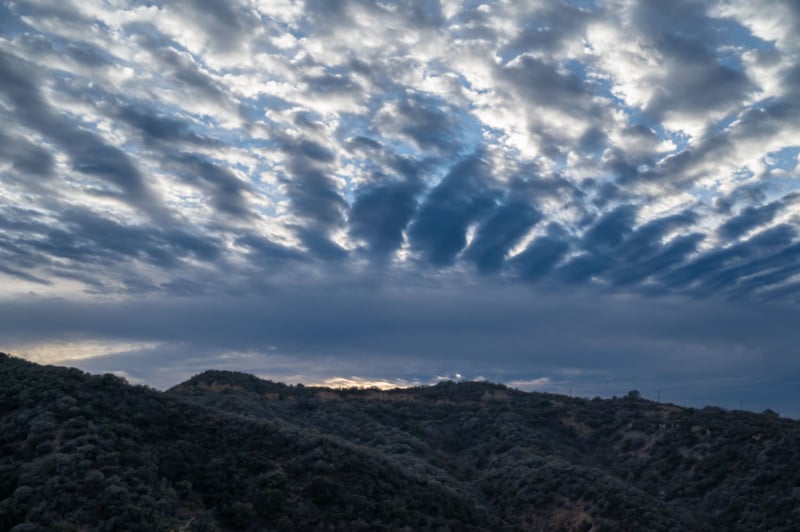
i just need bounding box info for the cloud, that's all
[2,0,797,299]
[171,153,253,219]
[349,179,421,259]
[507,377,552,392]
[2,0,800,414]
[511,231,572,282]
[659,224,797,292]
[610,233,705,288]
[2,281,800,413]
[408,155,498,266]
[500,3,593,57]
[499,54,594,115]
[717,193,797,240]
[0,50,162,216]
[581,204,638,252]
[115,102,219,147]
[308,376,421,390]
[0,130,55,178]
[464,194,541,274]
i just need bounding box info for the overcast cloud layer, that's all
[1,0,799,415]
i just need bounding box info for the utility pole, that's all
[740,400,743,410]
[657,389,661,402]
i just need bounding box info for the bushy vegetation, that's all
[2,353,800,530]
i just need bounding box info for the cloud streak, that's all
[2,282,798,413]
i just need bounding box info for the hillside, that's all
[2,353,799,531]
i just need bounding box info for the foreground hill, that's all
[1,354,799,530]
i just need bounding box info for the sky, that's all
[1,0,799,416]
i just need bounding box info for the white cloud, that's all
[506,377,552,391]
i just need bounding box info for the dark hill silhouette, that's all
[2,353,799,531]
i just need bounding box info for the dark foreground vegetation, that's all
[1,353,799,531]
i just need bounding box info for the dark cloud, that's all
[717,196,792,240]
[6,0,92,29]
[660,224,798,291]
[631,0,756,120]
[345,136,383,152]
[0,50,162,216]
[610,233,706,287]
[0,211,56,276]
[0,207,223,287]
[62,208,220,267]
[598,151,643,186]
[509,209,703,290]
[0,130,54,178]
[511,229,571,282]
[236,234,306,265]
[13,29,116,69]
[129,31,237,112]
[500,4,592,57]
[643,99,800,188]
[303,71,362,98]
[465,195,542,274]
[0,282,786,365]
[407,0,446,28]
[116,103,218,146]
[268,133,351,259]
[350,179,421,259]
[631,0,715,41]
[555,208,696,286]
[714,183,768,214]
[295,227,348,262]
[63,41,113,67]
[167,0,257,52]
[0,263,51,285]
[642,34,755,121]
[0,206,52,234]
[615,210,697,261]
[14,32,114,70]
[283,157,346,227]
[693,240,800,298]
[302,0,354,30]
[446,5,497,41]
[380,93,477,156]
[296,138,336,163]
[173,154,252,219]
[629,0,762,119]
[578,127,607,155]
[156,48,229,104]
[304,0,444,36]
[581,204,638,252]
[408,155,498,266]
[499,55,596,115]
[558,252,614,284]
[4,282,800,414]
[732,265,800,302]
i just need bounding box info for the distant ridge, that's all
[169,369,292,395]
[2,352,800,531]
[170,368,515,400]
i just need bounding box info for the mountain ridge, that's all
[2,353,799,531]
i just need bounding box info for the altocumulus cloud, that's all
[0,0,799,415]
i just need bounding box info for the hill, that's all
[2,353,799,530]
